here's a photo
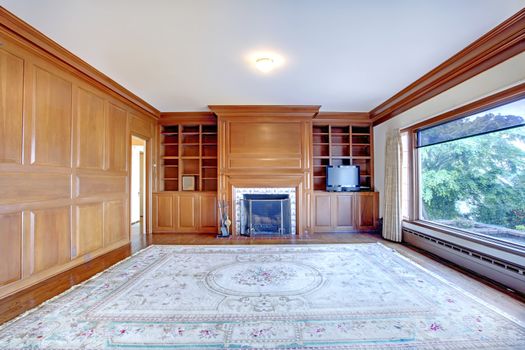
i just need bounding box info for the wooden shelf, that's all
[312,123,373,191]
[160,124,217,192]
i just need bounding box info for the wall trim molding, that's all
[209,105,321,118]
[370,8,525,126]
[404,82,525,133]
[0,7,160,119]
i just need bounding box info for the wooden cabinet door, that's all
[153,193,176,232]
[356,192,379,230]
[177,193,198,232]
[199,193,217,233]
[335,194,355,230]
[313,193,334,232]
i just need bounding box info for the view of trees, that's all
[419,113,525,238]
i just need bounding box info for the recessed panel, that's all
[76,203,103,257]
[107,103,127,171]
[229,122,302,156]
[0,49,24,164]
[32,207,71,274]
[178,195,196,229]
[77,88,105,169]
[0,212,22,286]
[104,200,127,245]
[32,67,72,167]
[0,172,70,205]
[77,175,126,197]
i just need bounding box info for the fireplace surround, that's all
[234,187,297,235]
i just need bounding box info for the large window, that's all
[417,98,525,247]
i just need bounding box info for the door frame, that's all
[129,134,151,234]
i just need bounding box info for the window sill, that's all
[403,220,525,258]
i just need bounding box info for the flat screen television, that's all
[326,165,360,191]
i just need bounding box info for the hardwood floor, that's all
[1,228,524,326]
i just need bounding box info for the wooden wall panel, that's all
[32,207,71,274]
[0,173,70,205]
[107,103,128,171]
[32,67,72,167]
[0,32,157,298]
[0,213,21,286]
[0,48,24,164]
[76,203,103,257]
[104,200,126,245]
[76,175,126,197]
[229,122,302,157]
[77,88,105,169]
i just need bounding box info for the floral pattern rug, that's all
[0,243,524,349]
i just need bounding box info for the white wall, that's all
[131,144,145,223]
[374,52,525,217]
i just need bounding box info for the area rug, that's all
[0,244,524,349]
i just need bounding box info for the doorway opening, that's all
[131,135,147,236]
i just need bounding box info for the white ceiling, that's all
[2,0,524,112]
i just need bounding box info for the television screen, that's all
[326,165,360,191]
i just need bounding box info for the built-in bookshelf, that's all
[312,124,372,191]
[161,124,218,192]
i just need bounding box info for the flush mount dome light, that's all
[255,57,275,73]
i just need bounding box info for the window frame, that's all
[401,83,525,251]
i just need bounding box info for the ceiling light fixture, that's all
[255,57,275,73]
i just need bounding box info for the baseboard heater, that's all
[403,225,525,294]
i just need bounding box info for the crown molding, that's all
[370,8,525,126]
[208,105,321,118]
[0,6,160,119]
[314,112,370,123]
[159,111,216,125]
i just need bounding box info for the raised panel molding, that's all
[336,195,354,227]
[0,172,70,205]
[77,88,105,169]
[200,193,217,230]
[76,203,103,257]
[107,103,128,171]
[153,193,175,230]
[0,212,22,286]
[32,66,72,167]
[314,195,332,227]
[31,207,71,274]
[178,194,197,230]
[104,200,127,245]
[76,174,126,197]
[0,48,24,164]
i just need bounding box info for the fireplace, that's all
[240,194,291,235]
[234,188,296,235]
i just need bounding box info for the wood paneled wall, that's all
[0,32,157,298]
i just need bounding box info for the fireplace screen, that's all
[239,194,291,235]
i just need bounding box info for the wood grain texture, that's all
[0,48,24,164]
[32,207,71,274]
[0,31,156,299]
[32,66,72,167]
[107,103,128,172]
[0,212,22,286]
[104,200,127,246]
[76,203,103,257]
[0,172,70,205]
[370,8,525,125]
[77,88,105,169]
